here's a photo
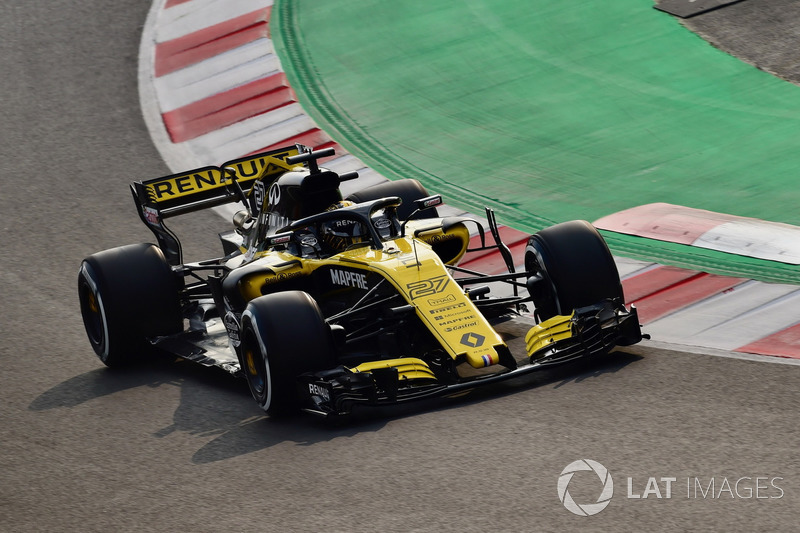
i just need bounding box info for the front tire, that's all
[78,243,183,367]
[240,291,336,415]
[524,220,623,321]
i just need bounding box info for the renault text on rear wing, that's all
[130,145,305,265]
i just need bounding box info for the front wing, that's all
[298,300,645,416]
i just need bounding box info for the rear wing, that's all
[131,145,304,265]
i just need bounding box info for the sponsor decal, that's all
[147,168,223,201]
[143,149,298,203]
[267,182,281,207]
[373,217,392,230]
[228,159,262,178]
[224,312,241,347]
[262,270,303,285]
[406,275,450,300]
[421,195,442,208]
[227,154,294,178]
[252,180,266,208]
[427,294,456,307]
[143,206,160,225]
[422,233,457,244]
[300,234,318,247]
[266,212,290,232]
[429,302,467,314]
[331,269,368,290]
[331,219,358,229]
[459,332,485,347]
[447,321,478,332]
[437,316,470,327]
[434,309,474,321]
[267,233,292,247]
[308,383,331,402]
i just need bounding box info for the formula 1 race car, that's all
[78,145,646,416]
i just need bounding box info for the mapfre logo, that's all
[557,459,613,516]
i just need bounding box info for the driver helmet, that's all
[321,201,365,253]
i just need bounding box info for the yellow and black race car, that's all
[78,145,646,416]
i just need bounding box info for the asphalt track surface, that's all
[2,1,800,532]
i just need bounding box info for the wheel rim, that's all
[525,244,559,318]
[79,277,106,350]
[242,332,269,402]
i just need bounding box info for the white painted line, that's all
[615,257,656,279]
[339,170,388,195]
[140,0,201,171]
[695,219,800,265]
[625,339,800,367]
[643,280,798,347]
[316,154,390,196]
[668,287,800,351]
[156,0,273,43]
[184,106,316,164]
[154,41,279,112]
[319,154,367,175]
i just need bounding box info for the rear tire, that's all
[347,179,438,220]
[524,220,623,321]
[78,243,183,367]
[240,291,336,415]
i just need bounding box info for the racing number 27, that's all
[406,275,450,300]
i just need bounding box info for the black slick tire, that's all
[240,291,336,415]
[78,243,183,367]
[524,220,623,321]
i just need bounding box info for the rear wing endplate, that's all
[131,145,304,265]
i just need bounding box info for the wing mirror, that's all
[414,195,443,211]
[401,195,443,236]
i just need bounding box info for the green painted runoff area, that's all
[273,0,800,283]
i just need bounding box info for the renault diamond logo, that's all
[460,332,485,348]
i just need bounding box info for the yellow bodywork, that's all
[352,358,437,381]
[232,229,506,370]
[411,219,471,265]
[525,312,575,358]
[358,238,505,369]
